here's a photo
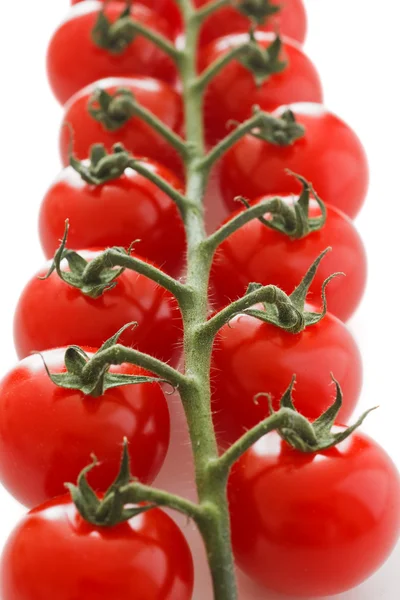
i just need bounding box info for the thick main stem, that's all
[178,1,239,598]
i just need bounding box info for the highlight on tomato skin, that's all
[210,196,367,322]
[211,308,363,447]
[59,77,184,178]
[13,251,183,365]
[195,0,307,48]
[219,102,370,219]
[47,1,178,105]
[0,349,171,508]
[0,495,194,600]
[39,158,186,277]
[228,430,400,597]
[200,31,323,145]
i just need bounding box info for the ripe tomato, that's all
[220,103,369,218]
[1,495,194,600]
[47,2,177,105]
[39,159,186,277]
[229,431,400,597]
[59,77,183,176]
[195,0,307,48]
[13,251,182,364]
[71,0,183,35]
[211,309,362,445]
[0,349,170,508]
[199,32,323,144]
[211,197,367,322]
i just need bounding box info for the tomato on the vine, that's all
[195,0,307,48]
[211,197,367,322]
[1,495,194,600]
[59,77,184,176]
[220,103,369,218]
[0,349,170,508]
[211,309,362,445]
[13,251,182,364]
[229,430,400,597]
[47,2,177,105]
[199,32,323,144]
[39,159,186,276]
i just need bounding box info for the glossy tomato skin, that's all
[13,251,182,364]
[1,496,194,600]
[211,197,367,322]
[199,32,323,144]
[229,431,400,597]
[220,102,369,218]
[59,77,184,176]
[211,309,362,445]
[39,161,186,276]
[47,2,177,105]
[0,349,170,508]
[195,0,307,47]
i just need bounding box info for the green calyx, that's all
[252,107,305,146]
[238,173,327,238]
[41,222,131,299]
[88,88,136,132]
[92,1,136,54]
[71,143,133,185]
[241,32,287,86]
[244,248,342,333]
[67,439,154,526]
[270,375,377,452]
[235,0,281,24]
[42,325,165,397]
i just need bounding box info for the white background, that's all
[0,1,399,598]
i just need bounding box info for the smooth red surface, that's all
[195,0,307,47]
[220,103,369,218]
[229,431,400,597]
[0,349,170,508]
[13,251,182,364]
[199,32,323,144]
[1,496,194,600]
[211,309,362,445]
[211,197,367,322]
[39,160,186,276]
[47,3,177,105]
[59,77,184,177]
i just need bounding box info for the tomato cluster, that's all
[1,1,399,599]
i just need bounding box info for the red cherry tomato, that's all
[1,495,194,600]
[47,2,177,105]
[220,103,369,218]
[199,32,323,144]
[195,0,307,47]
[39,160,186,277]
[229,431,400,597]
[211,197,367,322]
[59,77,184,177]
[13,251,182,364]
[211,309,362,445]
[0,349,170,508]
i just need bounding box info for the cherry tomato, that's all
[47,2,177,105]
[39,160,186,277]
[211,309,362,445]
[195,0,307,48]
[229,430,400,597]
[59,77,184,177]
[71,0,183,35]
[220,103,369,218]
[0,349,170,508]
[199,32,323,144]
[13,251,182,364]
[0,495,194,600]
[211,197,367,322]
